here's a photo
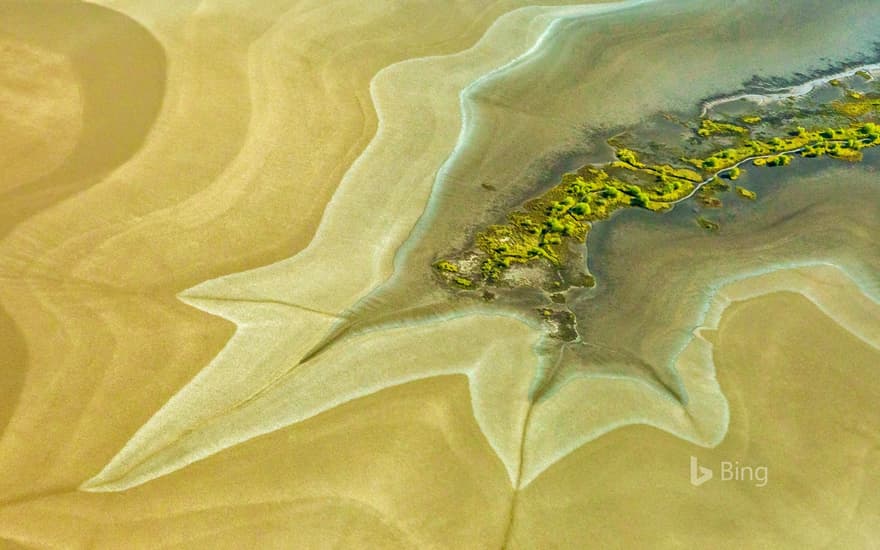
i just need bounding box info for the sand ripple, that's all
[2,0,879,547]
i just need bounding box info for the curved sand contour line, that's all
[83,1,880,494]
[81,1,648,492]
[518,260,880,487]
[2,0,615,502]
[85,253,880,493]
[85,1,880,493]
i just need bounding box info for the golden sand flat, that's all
[1,0,879,547]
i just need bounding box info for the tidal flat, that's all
[512,290,880,549]
[267,0,880,514]
[331,0,880,325]
[79,0,880,506]
[302,0,880,401]
[2,0,880,547]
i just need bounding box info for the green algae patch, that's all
[434,260,458,273]
[735,186,757,200]
[473,167,627,281]
[697,216,720,232]
[436,70,880,291]
[759,154,792,167]
[833,95,880,118]
[697,118,749,137]
[468,147,705,283]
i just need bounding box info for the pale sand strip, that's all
[126,263,873,496]
[0,0,595,503]
[519,262,880,487]
[84,262,880,492]
[4,278,876,547]
[701,263,880,352]
[513,290,880,548]
[83,1,646,492]
[1,0,877,545]
[86,312,540,492]
[83,0,880,493]
[172,1,651,312]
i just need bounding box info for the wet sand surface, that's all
[84,0,880,496]
[1,0,879,547]
[0,0,589,513]
[1,292,876,548]
[0,376,512,548]
[512,291,880,549]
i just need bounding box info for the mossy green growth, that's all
[832,94,880,118]
[470,152,701,281]
[434,260,458,273]
[469,116,880,282]
[759,154,792,167]
[686,115,880,173]
[474,167,632,280]
[697,216,720,231]
[704,177,729,192]
[735,186,757,200]
[444,83,880,288]
[697,118,749,137]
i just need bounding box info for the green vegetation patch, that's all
[436,71,880,290]
[725,166,743,180]
[697,216,720,231]
[697,118,749,137]
[467,147,706,281]
[735,186,757,200]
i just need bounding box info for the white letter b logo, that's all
[690,456,713,486]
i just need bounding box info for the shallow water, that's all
[261,0,880,495]
[24,1,878,543]
[324,0,880,384]
[569,151,880,394]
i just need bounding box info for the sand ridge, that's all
[80,0,880,496]
[1,0,879,546]
[510,290,880,548]
[518,262,880,488]
[0,0,592,509]
[80,0,635,493]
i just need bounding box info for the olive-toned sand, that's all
[0,0,589,519]
[1,292,876,548]
[512,291,880,549]
[1,0,879,547]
